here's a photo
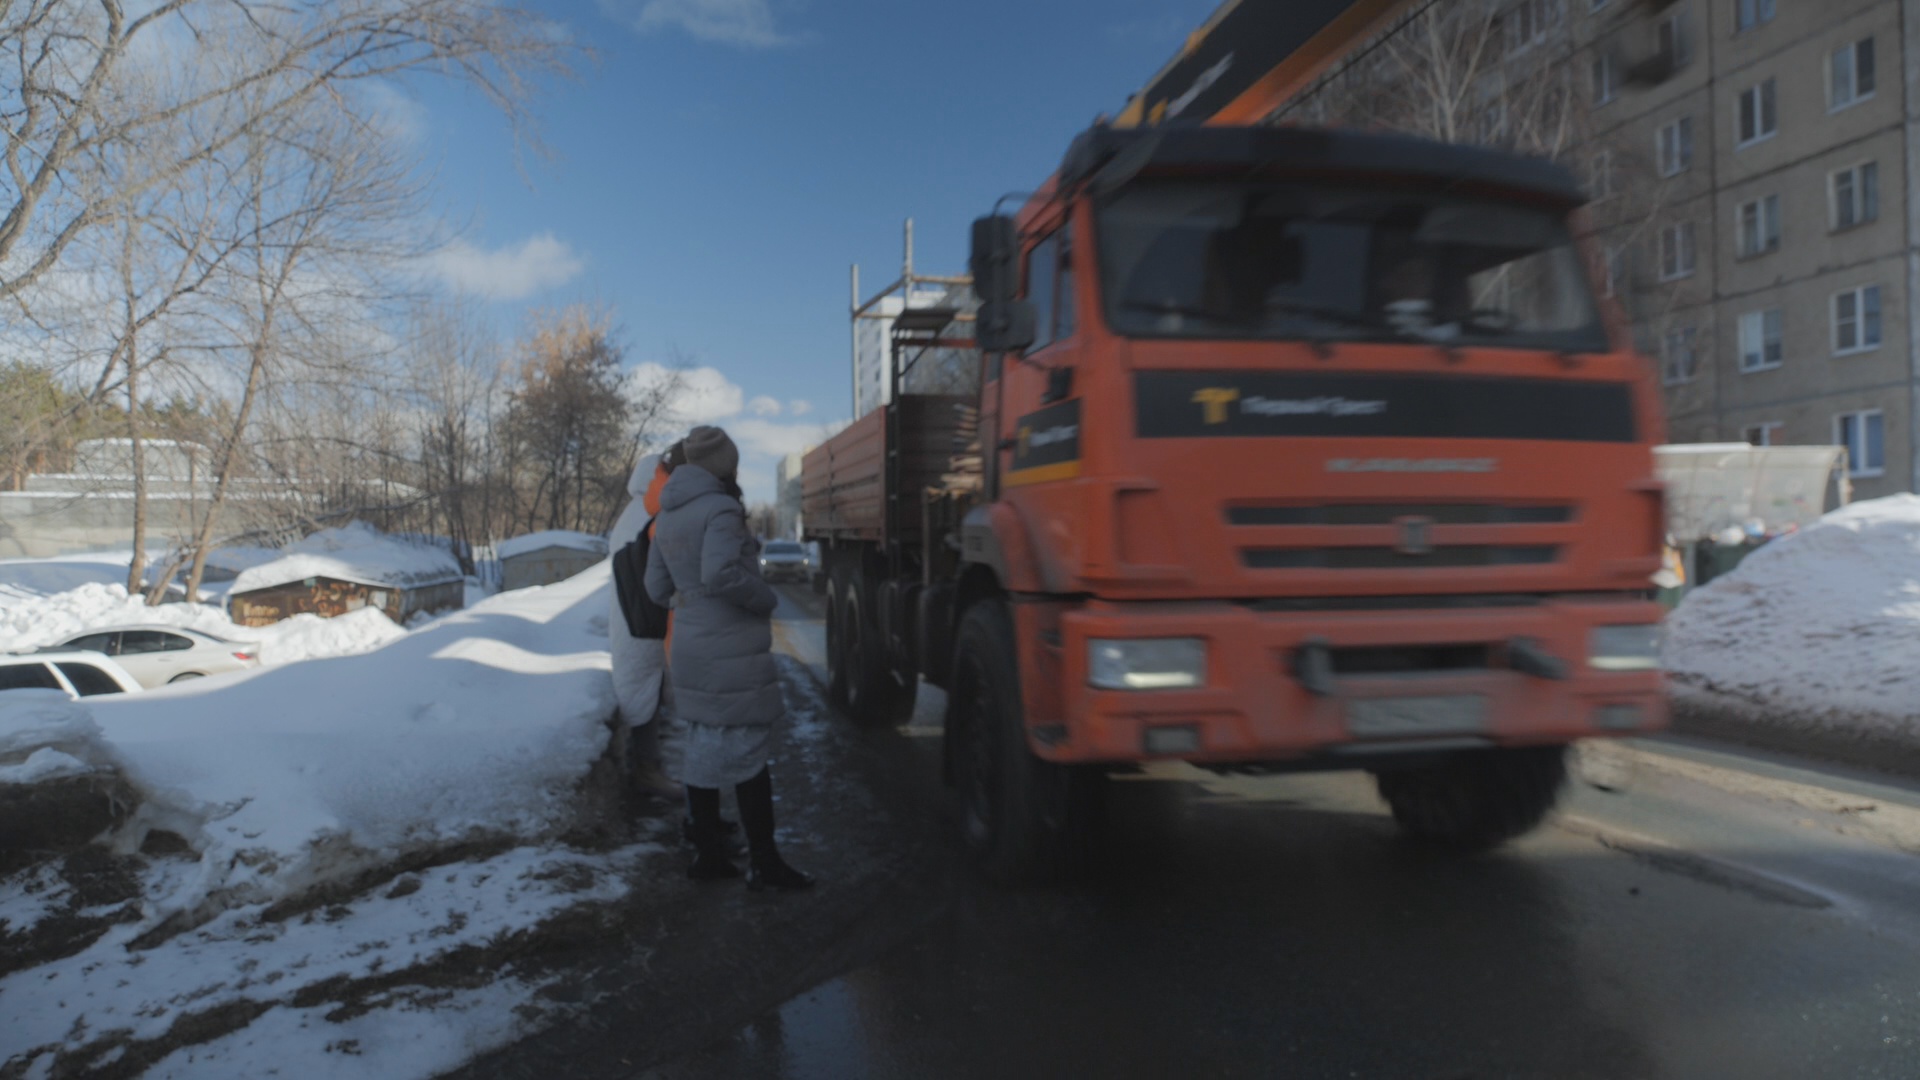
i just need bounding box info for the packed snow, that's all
[494,529,609,562]
[1665,494,1920,735]
[0,563,646,1076]
[3,843,655,1079]
[232,522,463,594]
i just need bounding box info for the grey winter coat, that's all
[606,454,664,730]
[643,464,784,729]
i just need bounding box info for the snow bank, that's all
[69,563,618,925]
[0,580,404,665]
[233,521,462,594]
[495,529,608,562]
[1,580,247,652]
[2,842,652,1077]
[1665,494,1920,736]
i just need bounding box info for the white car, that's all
[45,626,259,689]
[0,651,143,699]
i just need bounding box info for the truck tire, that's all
[949,600,1102,884]
[1373,745,1568,852]
[840,578,917,727]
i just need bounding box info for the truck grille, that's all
[1243,545,1558,570]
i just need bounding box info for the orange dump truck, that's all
[804,125,1666,882]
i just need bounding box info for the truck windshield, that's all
[1095,180,1609,353]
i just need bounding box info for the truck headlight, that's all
[1088,638,1206,690]
[1588,625,1662,672]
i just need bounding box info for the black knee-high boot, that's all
[685,785,740,880]
[735,767,814,892]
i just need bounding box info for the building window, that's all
[1743,422,1782,446]
[1658,12,1692,67]
[1831,162,1880,230]
[1735,195,1781,257]
[1602,245,1625,297]
[1735,0,1774,31]
[1659,222,1696,280]
[1657,116,1694,176]
[1590,149,1614,199]
[1592,54,1616,105]
[1835,410,1885,477]
[1831,38,1875,110]
[1832,285,1883,354]
[1737,78,1777,146]
[1507,0,1564,55]
[1738,308,1783,371]
[1663,327,1699,385]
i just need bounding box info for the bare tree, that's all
[0,0,575,309]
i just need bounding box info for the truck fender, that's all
[960,502,1047,594]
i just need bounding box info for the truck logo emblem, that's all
[1192,387,1240,424]
[1395,516,1435,556]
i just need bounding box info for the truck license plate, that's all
[1345,695,1488,738]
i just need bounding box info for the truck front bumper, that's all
[1039,597,1667,765]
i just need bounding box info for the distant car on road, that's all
[42,626,259,689]
[0,651,143,699]
[758,540,810,584]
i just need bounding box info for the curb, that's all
[1668,686,1920,786]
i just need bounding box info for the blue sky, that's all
[406,0,1218,501]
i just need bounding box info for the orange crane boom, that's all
[1113,0,1419,129]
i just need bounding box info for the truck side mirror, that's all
[970,215,1020,303]
[977,299,1037,354]
[971,214,1038,353]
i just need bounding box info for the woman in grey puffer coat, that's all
[644,426,813,890]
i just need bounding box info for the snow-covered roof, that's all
[495,530,609,563]
[231,523,463,595]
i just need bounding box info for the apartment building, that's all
[1584,0,1913,496]
[1286,0,1916,496]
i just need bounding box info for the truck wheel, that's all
[949,600,1102,884]
[1374,745,1569,852]
[840,579,917,727]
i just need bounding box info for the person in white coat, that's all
[608,451,681,799]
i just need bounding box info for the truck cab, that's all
[810,124,1666,882]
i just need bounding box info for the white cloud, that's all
[626,362,744,425]
[607,0,801,48]
[622,361,845,505]
[360,80,429,145]
[424,233,585,301]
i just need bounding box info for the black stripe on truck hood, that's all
[1135,371,1637,442]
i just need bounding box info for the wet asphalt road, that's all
[634,590,1920,1080]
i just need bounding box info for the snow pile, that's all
[66,563,619,925]
[248,607,408,665]
[1665,494,1920,734]
[0,580,406,664]
[495,529,608,562]
[232,521,462,594]
[0,580,243,651]
[2,843,653,1078]
[0,551,148,601]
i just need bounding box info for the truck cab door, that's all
[999,219,1088,585]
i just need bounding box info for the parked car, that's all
[0,651,143,699]
[43,626,258,689]
[758,540,810,584]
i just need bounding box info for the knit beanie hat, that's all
[662,440,686,473]
[682,425,740,481]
